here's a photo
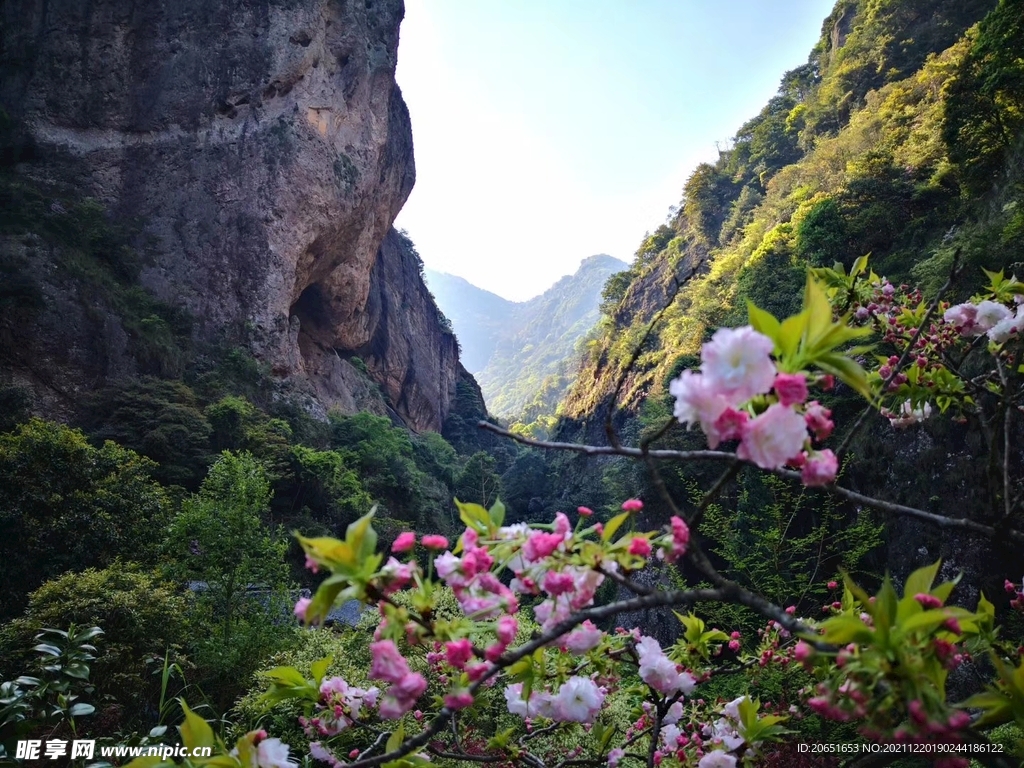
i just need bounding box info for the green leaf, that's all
[777,312,807,359]
[977,592,995,620]
[816,353,871,398]
[63,663,90,680]
[602,511,630,543]
[904,560,941,597]
[455,499,491,533]
[263,666,309,687]
[346,508,378,562]
[488,499,506,529]
[68,702,94,717]
[819,615,874,645]
[899,610,953,636]
[747,302,781,345]
[310,657,333,686]
[178,700,215,751]
[803,275,835,346]
[387,722,405,753]
[32,644,62,657]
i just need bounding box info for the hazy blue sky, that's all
[394,0,836,301]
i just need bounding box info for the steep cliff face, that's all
[0,0,457,431]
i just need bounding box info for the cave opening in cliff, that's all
[291,282,332,341]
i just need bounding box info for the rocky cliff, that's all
[0,0,459,431]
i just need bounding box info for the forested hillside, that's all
[427,255,628,426]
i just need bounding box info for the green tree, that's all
[164,452,292,707]
[943,0,1024,194]
[0,419,170,619]
[455,451,501,508]
[0,564,192,732]
[81,378,212,488]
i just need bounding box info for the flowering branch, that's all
[477,422,1024,544]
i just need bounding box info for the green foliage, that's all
[0,625,101,757]
[164,452,293,709]
[0,418,170,619]
[0,565,192,732]
[328,411,461,533]
[681,163,738,244]
[942,0,1024,195]
[454,451,502,508]
[82,378,213,489]
[701,473,883,612]
[205,395,293,480]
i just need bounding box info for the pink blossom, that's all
[636,636,696,696]
[804,401,834,441]
[564,620,603,654]
[629,537,652,557]
[504,682,554,718]
[827,580,839,590]
[944,303,981,335]
[669,370,730,441]
[421,534,449,550]
[392,532,416,553]
[621,498,644,512]
[523,532,564,562]
[369,640,410,683]
[659,516,691,563]
[444,690,474,710]
[293,597,311,622]
[914,593,942,609]
[975,300,1012,332]
[543,571,576,596]
[728,639,740,652]
[794,641,812,662]
[700,326,777,403]
[577,506,594,517]
[698,751,737,768]
[377,671,427,719]
[496,615,518,645]
[607,748,625,767]
[711,407,749,446]
[379,557,413,593]
[551,676,605,723]
[554,512,572,535]
[887,400,932,428]
[737,403,807,469]
[304,554,320,573]
[801,449,838,487]
[774,372,808,406]
[445,638,474,669]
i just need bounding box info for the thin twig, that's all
[479,421,1024,543]
[479,421,734,462]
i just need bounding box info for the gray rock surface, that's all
[0,0,459,431]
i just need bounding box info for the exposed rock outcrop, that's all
[0,0,458,431]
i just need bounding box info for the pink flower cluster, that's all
[636,635,696,696]
[1005,577,1024,611]
[434,528,517,619]
[884,399,933,429]
[656,516,691,563]
[669,326,837,485]
[944,299,1024,343]
[301,677,379,737]
[368,640,428,718]
[503,676,606,723]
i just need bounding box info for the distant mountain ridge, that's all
[425,254,629,418]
